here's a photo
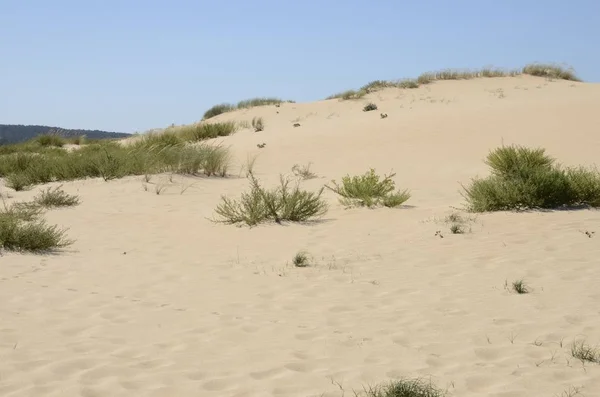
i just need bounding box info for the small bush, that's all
[397,79,420,89]
[292,163,317,180]
[237,97,291,109]
[178,122,237,142]
[362,378,446,397]
[252,117,265,132]
[0,203,72,252]
[511,279,529,294]
[325,169,410,208]
[326,89,367,100]
[463,145,600,211]
[5,172,33,191]
[292,251,310,267]
[449,223,465,234]
[522,63,581,82]
[363,103,378,112]
[571,340,600,363]
[35,134,66,147]
[213,173,327,226]
[203,103,235,120]
[34,186,80,208]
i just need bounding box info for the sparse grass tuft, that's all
[292,163,317,180]
[213,173,327,226]
[35,134,66,147]
[462,145,600,212]
[449,223,465,234]
[252,117,265,132]
[511,279,530,294]
[292,251,311,267]
[522,63,581,81]
[33,186,80,208]
[362,378,446,397]
[363,103,378,112]
[202,103,235,120]
[327,89,367,100]
[0,201,73,253]
[5,173,33,191]
[571,340,600,364]
[203,98,293,120]
[326,169,410,208]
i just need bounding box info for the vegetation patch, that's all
[203,98,294,120]
[326,63,580,100]
[360,378,446,397]
[462,145,600,212]
[325,169,410,208]
[213,173,327,226]
[571,340,600,364]
[0,201,73,253]
[0,138,231,189]
[33,186,80,208]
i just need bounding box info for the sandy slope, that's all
[2,75,600,397]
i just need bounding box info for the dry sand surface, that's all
[2,75,600,397]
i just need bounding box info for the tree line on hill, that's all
[0,124,130,145]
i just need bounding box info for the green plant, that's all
[237,97,291,109]
[33,186,80,208]
[522,63,580,81]
[35,134,66,147]
[202,103,236,120]
[0,202,72,252]
[252,117,265,132]
[5,173,32,191]
[511,279,530,294]
[213,173,327,226]
[292,251,310,267]
[363,102,378,112]
[325,169,410,208]
[361,378,446,397]
[177,122,237,142]
[292,163,317,180]
[449,223,465,234]
[571,340,600,363]
[462,145,600,211]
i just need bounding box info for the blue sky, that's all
[1,0,598,133]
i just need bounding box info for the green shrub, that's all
[463,145,600,211]
[0,202,72,252]
[325,169,410,208]
[213,174,327,226]
[202,103,235,120]
[178,122,237,142]
[522,63,581,81]
[362,378,446,397]
[363,103,378,112]
[237,97,290,109]
[34,186,80,208]
[5,173,32,191]
[35,134,66,147]
[252,117,265,132]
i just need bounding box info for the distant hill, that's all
[0,124,131,145]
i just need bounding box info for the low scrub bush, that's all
[252,117,265,132]
[363,102,378,112]
[326,169,410,208]
[35,134,66,147]
[522,63,580,81]
[202,103,235,120]
[202,98,294,120]
[178,121,237,142]
[34,186,80,208]
[213,173,327,226]
[362,378,446,397]
[462,145,600,211]
[0,142,231,188]
[0,201,72,252]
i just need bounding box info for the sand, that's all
[2,75,600,396]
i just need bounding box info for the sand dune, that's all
[2,75,600,396]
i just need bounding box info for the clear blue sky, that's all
[1,0,598,133]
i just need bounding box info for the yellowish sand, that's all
[2,75,600,397]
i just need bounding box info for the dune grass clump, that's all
[202,103,236,120]
[252,117,265,132]
[363,102,378,112]
[213,173,327,226]
[177,121,238,142]
[522,63,581,81]
[462,145,600,212]
[0,139,232,189]
[202,98,294,120]
[571,340,600,364]
[511,279,530,294]
[292,163,317,180]
[326,169,410,208]
[33,186,80,208]
[361,378,446,397]
[292,251,311,267]
[35,134,66,148]
[0,201,72,253]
